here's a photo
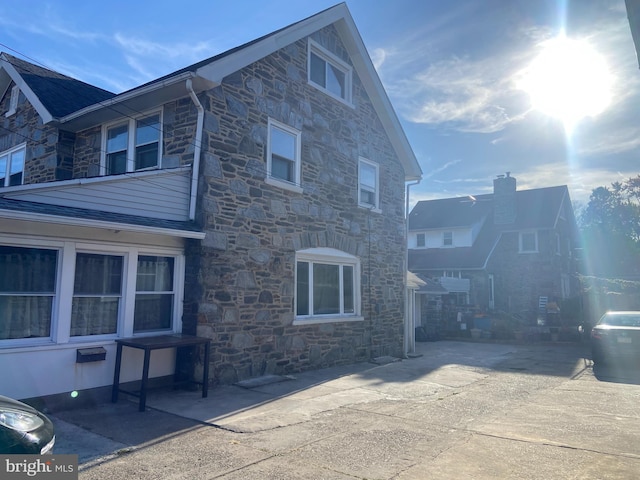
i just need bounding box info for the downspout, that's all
[404,179,421,357]
[186,79,204,221]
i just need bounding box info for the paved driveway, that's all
[52,340,640,479]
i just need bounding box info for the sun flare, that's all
[518,36,613,130]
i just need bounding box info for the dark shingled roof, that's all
[4,53,115,118]
[409,185,570,270]
[0,197,202,234]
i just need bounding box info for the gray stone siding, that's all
[486,229,567,321]
[73,98,199,178]
[187,26,407,385]
[0,83,66,185]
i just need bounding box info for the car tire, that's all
[592,348,605,366]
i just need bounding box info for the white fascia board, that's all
[59,72,198,124]
[0,209,205,239]
[0,54,54,123]
[333,17,422,181]
[195,5,348,83]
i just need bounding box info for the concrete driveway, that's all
[51,340,640,479]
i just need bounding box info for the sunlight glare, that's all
[518,36,613,130]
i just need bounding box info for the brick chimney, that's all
[493,172,516,224]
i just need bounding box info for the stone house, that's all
[408,174,579,335]
[0,4,422,400]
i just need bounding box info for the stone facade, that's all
[185,26,407,385]
[1,23,410,387]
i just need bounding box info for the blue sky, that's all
[1,0,637,210]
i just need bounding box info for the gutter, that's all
[186,79,205,221]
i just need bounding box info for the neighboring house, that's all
[408,173,579,334]
[0,4,422,400]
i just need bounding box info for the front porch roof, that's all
[0,197,205,239]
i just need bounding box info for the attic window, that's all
[308,40,352,105]
[5,85,19,117]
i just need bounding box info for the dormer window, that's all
[308,40,352,105]
[4,85,19,117]
[103,112,161,175]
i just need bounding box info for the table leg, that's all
[139,348,151,412]
[202,342,210,398]
[112,343,123,403]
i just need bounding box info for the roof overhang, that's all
[0,208,205,239]
[58,73,215,131]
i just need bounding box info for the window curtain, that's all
[0,247,56,340]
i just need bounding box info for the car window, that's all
[600,314,640,327]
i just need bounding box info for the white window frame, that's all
[416,233,426,248]
[307,39,353,106]
[0,143,26,187]
[358,158,380,211]
[265,118,303,193]
[443,231,453,247]
[5,85,19,117]
[519,231,538,253]
[0,235,184,348]
[101,110,163,176]
[294,247,363,325]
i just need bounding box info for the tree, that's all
[578,176,640,278]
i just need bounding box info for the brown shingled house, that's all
[408,173,579,338]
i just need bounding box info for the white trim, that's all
[307,39,353,106]
[358,157,380,210]
[295,247,361,322]
[5,84,19,116]
[519,230,538,253]
[0,235,184,348]
[0,209,205,239]
[266,117,302,191]
[0,143,26,187]
[101,109,163,175]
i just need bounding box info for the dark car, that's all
[0,395,55,454]
[591,311,640,365]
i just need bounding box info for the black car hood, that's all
[0,395,38,414]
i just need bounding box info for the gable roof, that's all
[0,3,421,180]
[0,53,115,122]
[408,185,573,271]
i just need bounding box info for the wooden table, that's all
[111,334,210,412]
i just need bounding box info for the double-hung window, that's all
[0,245,58,341]
[134,255,175,333]
[443,231,453,247]
[308,40,352,104]
[104,112,161,175]
[266,118,302,192]
[358,158,379,210]
[295,248,361,323]
[416,233,426,248]
[0,144,25,187]
[71,253,123,336]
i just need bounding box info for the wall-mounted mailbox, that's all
[76,347,107,363]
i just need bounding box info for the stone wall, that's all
[0,83,63,184]
[187,25,408,385]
